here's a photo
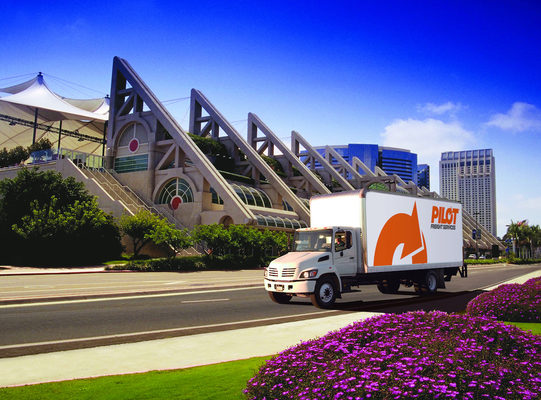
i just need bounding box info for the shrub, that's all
[466,277,541,322]
[118,256,206,272]
[245,311,541,400]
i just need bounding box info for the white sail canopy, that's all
[0,74,107,122]
[0,73,109,155]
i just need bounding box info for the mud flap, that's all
[459,264,468,278]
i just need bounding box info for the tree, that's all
[119,210,164,257]
[0,168,121,265]
[146,219,193,258]
[503,220,541,258]
[228,224,260,255]
[12,197,122,264]
[0,139,52,168]
[27,138,52,154]
[0,167,93,231]
[191,224,231,256]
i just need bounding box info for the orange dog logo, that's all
[374,202,427,266]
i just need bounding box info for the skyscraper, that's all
[417,164,430,190]
[440,149,497,236]
[312,144,419,184]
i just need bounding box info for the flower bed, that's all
[244,311,540,399]
[466,276,541,322]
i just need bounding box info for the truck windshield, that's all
[293,229,333,252]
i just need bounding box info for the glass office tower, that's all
[417,164,430,190]
[313,144,418,184]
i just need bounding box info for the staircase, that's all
[80,166,201,256]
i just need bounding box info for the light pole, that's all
[473,211,479,258]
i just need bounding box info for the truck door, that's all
[334,230,356,276]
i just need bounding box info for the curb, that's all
[0,283,263,306]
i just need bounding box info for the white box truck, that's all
[264,189,466,308]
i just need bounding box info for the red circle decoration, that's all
[170,195,182,210]
[129,138,139,153]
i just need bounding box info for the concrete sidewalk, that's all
[0,268,539,388]
[0,312,380,387]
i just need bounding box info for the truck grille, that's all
[281,268,296,277]
[267,267,296,278]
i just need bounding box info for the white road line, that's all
[1,278,260,293]
[0,286,263,309]
[181,298,229,304]
[0,310,335,350]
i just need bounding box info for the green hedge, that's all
[465,257,541,265]
[106,254,273,272]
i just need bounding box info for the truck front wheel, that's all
[414,270,438,295]
[311,277,337,308]
[268,292,292,304]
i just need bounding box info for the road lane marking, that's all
[0,310,336,350]
[1,278,260,292]
[0,286,263,309]
[181,298,229,304]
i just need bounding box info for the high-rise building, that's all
[417,164,430,190]
[312,144,419,184]
[440,149,496,236]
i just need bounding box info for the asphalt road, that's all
[0,264,539,357]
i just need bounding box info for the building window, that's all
[210,187,224,205]
[114,154,149,173]
[230,184,272,208]
[254,214,307,229]
[158,178,194,206]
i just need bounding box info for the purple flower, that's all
[244,311,541,399]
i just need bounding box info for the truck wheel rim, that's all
[319,283,333,303]
[427,274,437,291]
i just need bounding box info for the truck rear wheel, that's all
[310,277,337,308]
[414,270,438,295]
[268,292,292,304]
[377,279,400,294]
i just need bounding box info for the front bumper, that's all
[264,278,316,294]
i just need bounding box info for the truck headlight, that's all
[264,268,268,278]
[300,270,318,279]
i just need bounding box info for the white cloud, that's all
[486,102,541,132]
[417,101,463,116]
[380,118,475,190]
[497,195,541,237]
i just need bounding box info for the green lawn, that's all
[0,356,269,400]
[505,321,541,335]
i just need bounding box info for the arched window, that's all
[157,178,194,209]
[114,123,149,173]
[210,187,224,205]
[230,184,272,208]
[254,214,308,229]
[118,123,148,149]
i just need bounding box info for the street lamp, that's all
[473,211,479,258]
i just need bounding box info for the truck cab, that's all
[264,226,359,307]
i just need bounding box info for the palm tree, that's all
[504,220,541,259]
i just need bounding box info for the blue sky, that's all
[2,0,541,237]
